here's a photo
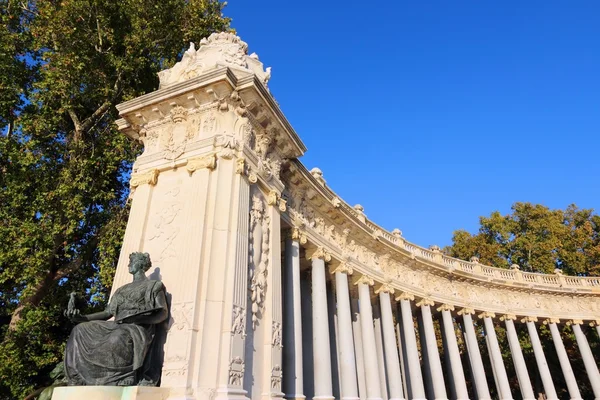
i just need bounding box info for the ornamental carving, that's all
[186,154,217,174]
[249,194,270,329]
[161,108,198,160]
[231,305,246,338]
[130,169,159,188]
[272,322,283,349]
[271,365,282,391]
[228,357,245,386]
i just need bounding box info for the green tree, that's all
[0,0,230,397]
[445,202,600,275]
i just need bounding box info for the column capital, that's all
[499,314,517,321]
[329,261,353,275]
[306,246,331,262]
[395,292,414,301]
[543,317,561,325]
[235,157,245,175]
[437,304,455,312]
[186,153,217,175]
[353,274,374,286]
[374,282,395,294]
[290,228,307,245]
[478,311,496,319]
[415,298,435,307]
[130,168,160,188]
[566,319,584,326]
[589,320,600,327]
[457,307,475,316]
[521,316,538,323]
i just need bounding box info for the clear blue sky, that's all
[225,1,600,248]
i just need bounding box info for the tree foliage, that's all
[445,202,600,275]
[0,0,230,397]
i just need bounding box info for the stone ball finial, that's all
[510,264,520,270]
[392,228,402,237]
[354,204,364,212]
[429,245,441,252]
[554,268,563,275]
[470,256,480,264]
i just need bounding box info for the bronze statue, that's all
[64,252,168,386]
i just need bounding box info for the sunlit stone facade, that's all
[55,33,600,400]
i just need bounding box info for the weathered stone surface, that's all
[51,386,170,400]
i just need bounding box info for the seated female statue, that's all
[64,252,168,386]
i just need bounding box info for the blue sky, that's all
[225,1,600,248]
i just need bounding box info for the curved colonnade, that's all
[278,160,600,400]
[112,33,600,400]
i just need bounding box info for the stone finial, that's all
[158,32,271,89]
[310,167,326,185]
[510,264,520,270]
[469,256,480,263]
[429,245,441,252]
[554,268,564,275]
[392,228,402,238]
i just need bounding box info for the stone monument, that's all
[53,32,600,400]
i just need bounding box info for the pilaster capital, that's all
[353,274,375,287]
[329,262,353,276]
[416,298,435,308]
[521,316,538,323]
[290,228,307,245]
[395,292,415,301]
[437,304,455,312]
[130,169,159,188]
[478,311,496,319]
[499,314,517,321]
[306,246,332,262]
[186,153,216,175]
[566,319,583,326]
[457,307,475,316]
[235,157,246,175]
[543,317,561,325]
[374,282,395,295]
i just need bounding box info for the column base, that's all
[214,387,250,400]
[52,386,171,400]
[312,396,335,400]
[285,395,306,400]
[341,397,360,400]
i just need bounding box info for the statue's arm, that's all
[82,310,112,321]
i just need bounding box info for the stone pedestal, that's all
[52,386,171,400]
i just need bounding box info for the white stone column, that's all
[523,317,557,400]
[479,313,512,400]
[372,305,388,400]
[309,248,334,400]
[351,297,367,400]
[396,293,426,400]
[354,275,383,400]
[458,308,491,400]
[501,315,535,400]
[544,319,581,400]
[331,263,359,400]
[417,299,447,400]
[283,233,305,400]
[438,305,469,400]
[569,320,600,399]
[376,285,404,400]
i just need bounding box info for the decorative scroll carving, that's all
[216,136,239,160]
[130,169,159,188]
[437,304,455,312]
[395,292,415,301]
[228,357,245,386]
[271,322,282,349]
[231,305,246,338]
[187,154,216,174]
[375,282,395,294]
[478,311,496,319]
[353,275,375,286]
[291,228,307,245]
[521,316,538,323]
[249,194,270,329]
[306,247,331,262]
[330,262,353,275]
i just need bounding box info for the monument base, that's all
[51,386,171,400]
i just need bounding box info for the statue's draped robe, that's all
[65,280,166,386]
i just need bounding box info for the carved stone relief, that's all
[270,365,282,391]
[148,186,183,263]
[228,357,245,386]
[231,305,246,338]
[271,322,282,349]
[249,193,270,329]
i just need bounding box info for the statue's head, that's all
[128,252,152,274]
